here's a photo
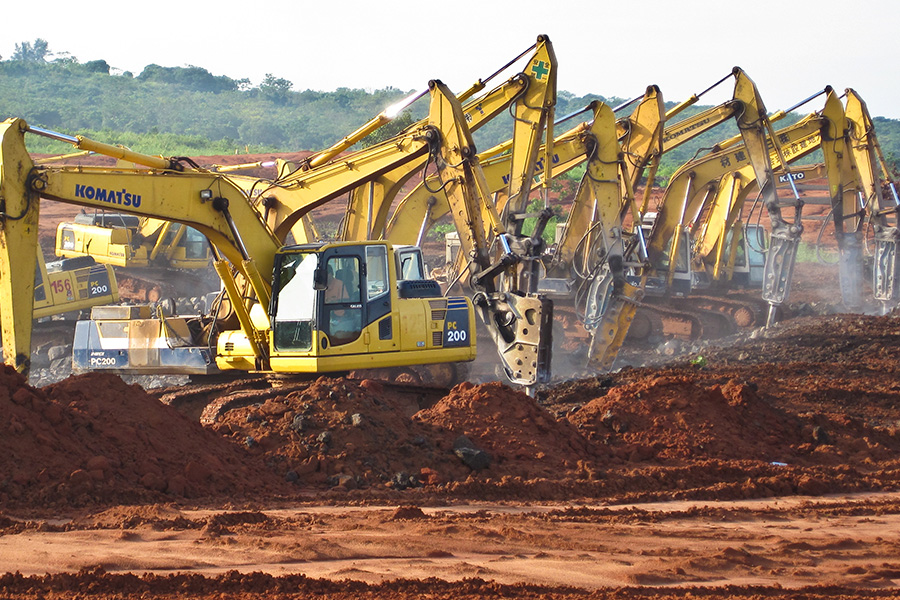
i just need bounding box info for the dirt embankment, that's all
[0,367,290,509]
[4,311,900,511]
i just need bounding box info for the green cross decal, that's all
[531,60,549,81]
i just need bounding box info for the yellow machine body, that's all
[56,215,209,269]
[33,250,118,319]
[216,241,476,373]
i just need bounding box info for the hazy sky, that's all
[4,0,899,118]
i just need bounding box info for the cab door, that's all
[320,250,365,351]
[318,244,395,354]
[363,244,394,352]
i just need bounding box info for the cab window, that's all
[272,252,317,351]
[397,248,425,280]
[366,246,388,298]
[324,256,360,304]
[324,256,362,345]
[182,227,208,260]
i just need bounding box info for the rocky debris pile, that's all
[209,378,612,491]
[209,376,454,490]
[709,313,900,367]
[0,366,288,508]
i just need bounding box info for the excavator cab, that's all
[57,213,211,269]
[216,241,476,375]
[726,224,767,287]
[33,248,118,320]
[640,213,692,297]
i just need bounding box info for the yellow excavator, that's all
[33,248,118,319]
[0,72,554,388]
[844,88,900,313]
[542,68,793,368]
[55,215,210,270]
[54,214,209,302]
[685,87,859,313]
[522,67,796,368]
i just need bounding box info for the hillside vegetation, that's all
[2,39,898,184]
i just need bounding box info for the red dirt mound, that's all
[210,379,606,490]
[0,366,288,508]
[567,375,900,467]
[414,381,605,479]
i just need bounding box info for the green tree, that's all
[259,74,293,105]
[83,59,111,74]
[137,64,239,93]
[52,52,78,66]
[12,38,49,62]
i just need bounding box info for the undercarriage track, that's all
[150,372,453,424]
[550,292,763,353]
[629,299,738,343]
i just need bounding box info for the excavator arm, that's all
[616,85,665,212]
[690,89,851,308]
[622,68,773,216]
[281,35,557,246]
[694,103,831,264]
[383,101,638,372]
[0,117,283,374]
[563,104,644,371]
[645,71,793,314]
[425,81,552,387]
[844,89,900,311]
[0,119,40,373]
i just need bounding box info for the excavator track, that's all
[626,298,738,344]
[694,290,810,330]
[152,370,455,424]
[550,295,740,358]
[684,294,768,329]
